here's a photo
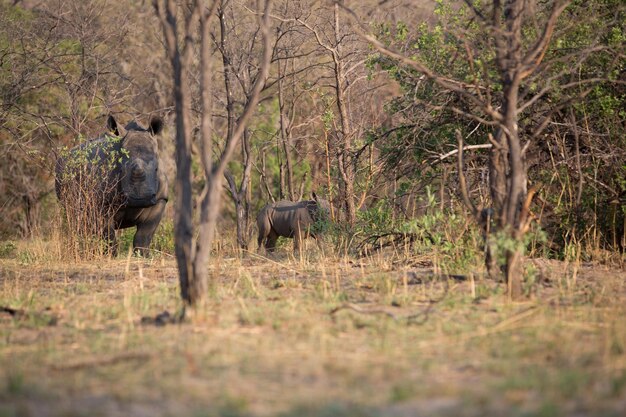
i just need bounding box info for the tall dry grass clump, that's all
[55,137,125,261]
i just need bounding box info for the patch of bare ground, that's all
[1,253,625,417]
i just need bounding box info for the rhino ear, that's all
[312,191,318,202]
[107,115,126,137]
[149,117,164,136]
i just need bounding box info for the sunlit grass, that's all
[0,235,625,417]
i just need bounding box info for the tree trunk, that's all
[505,249,523,299]
[155,0,197,306]
[332,3,356,225]
[225,169,250,251]
[156,0,273,309]
[497,41,527,299]
[219,3,256,251]
[278,60,296,201]
[324,129,335,221]
[188,0,217,306]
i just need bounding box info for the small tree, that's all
[339,0,623,298]
[285,2,389,226]
[217,0,274,250]
[154,0,272,308]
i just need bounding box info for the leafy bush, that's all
[0,241,17,258]
[56,135,126,260]
[371,0,625,262]
[353,188,484,274]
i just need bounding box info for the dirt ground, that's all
[1,253,625,417]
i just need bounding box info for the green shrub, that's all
[117,219,175,258]
[0,241,17,258]
[56,136,126,260]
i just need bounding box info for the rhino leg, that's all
[133,201,166,257]
[257,209,272,251]
[265,229,279,252]
[310,232,320,249]
[293,223,306,253]
[257,227,267,251]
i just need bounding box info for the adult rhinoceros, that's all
[256,193,331,252]
[55,115,168,256]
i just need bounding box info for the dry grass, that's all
[1,240,625,417]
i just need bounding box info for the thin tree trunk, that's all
[324,129,335,221]
[225,165,251,251]
[156,0,272,309]
[226,131,253,251]
[219,1,235,143]
[155,0,199,305]
[332,3,356,226]
[189,2,218,304]
[171,36,194,305]
[278,59,295,201]
[500,0,527,300]
[219,2,258,251]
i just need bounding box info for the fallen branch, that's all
[140,309,184,326]
[1,305,57,325]
[1,306,25,318]
[50,352,152,371]
[356,231,436,255]
[436,143,492,162]
[330,302,435,325]
[330,303,400,320]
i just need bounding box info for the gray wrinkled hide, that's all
[257,197,330,252]
[55,115,168,256]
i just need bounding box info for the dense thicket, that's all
[0,0,623,265]
[369,0,625,259]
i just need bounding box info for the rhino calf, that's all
[55,115,168,256]
[257,194,331,252]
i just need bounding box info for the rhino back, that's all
[269,201,314,236]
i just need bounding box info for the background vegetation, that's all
[0,0,623,265]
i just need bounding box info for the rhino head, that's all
[306,192,332,235]
[108,115,164,208]
[310,192,331,222]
